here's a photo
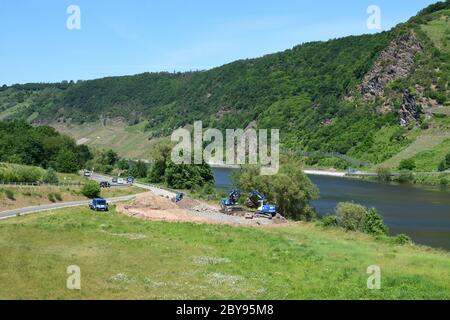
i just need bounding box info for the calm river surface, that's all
[213,167,450,251]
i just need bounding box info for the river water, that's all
[213,167,450,251]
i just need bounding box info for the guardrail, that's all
[0,182,83,187]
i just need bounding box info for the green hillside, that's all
[0,1,449,169]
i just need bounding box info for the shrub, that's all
[321,215,338,227]
[43,168,59,184]
[5,189,15,201]
[392,234,412,245]
[335,202,366,231]
[48,193,56,203]
[81,181,101,198]
[438,153,450,172]
[54,193,62,201]
[398,159,416,171]
[363,208,388,236]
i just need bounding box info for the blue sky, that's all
[0,0,439,85]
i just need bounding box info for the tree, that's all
[117,159,130,171]
[43,167,59,184]
[81,181,101,198]
[148,159,166,183]
[53,149,79,173]
[148,142,174,183]
[103,150,119,166]
[129,161,148,178]
[164,161,214,189]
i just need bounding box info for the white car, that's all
[84,170,92,177]
[117,178,125,184]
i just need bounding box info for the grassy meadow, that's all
[0,206,449,300]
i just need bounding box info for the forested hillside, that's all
[1,1,449,168]
[0,120,91,173]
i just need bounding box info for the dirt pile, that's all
[116,191,284,227]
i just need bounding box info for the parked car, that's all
[89,198,109,212]
[127,176,134,184]
[117,178,125,185]
[112,177,118,184]
[84,170,92,177]
[100,181,111,188]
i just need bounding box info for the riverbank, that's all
[1,205,448,299]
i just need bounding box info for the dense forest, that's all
[0,120,91,173]
[1,1,449,166]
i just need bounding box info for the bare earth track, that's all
[117,192,282,226]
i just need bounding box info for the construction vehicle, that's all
[220,189,241,213]
[245,190,277,218]
[172,192,184,203]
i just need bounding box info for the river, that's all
[212,167,450,251]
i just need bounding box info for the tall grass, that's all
[0,163,44,183]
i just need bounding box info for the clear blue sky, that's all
[0,0,439,85]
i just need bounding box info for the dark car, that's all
[100,181,111,188]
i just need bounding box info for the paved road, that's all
[0,195,136,220]
[91,173,176,198]
[0,173,174,221]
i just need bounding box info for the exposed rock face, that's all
[360,32,422,100]
[399,90,421,126]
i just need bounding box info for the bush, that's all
[392,234,412,245]
[4,189,15,200]
[81,181,101,198]
[48,193,56,203]
[438,153,450,172]
[335,202,366,231]
[363,208,388,236]
[398,159,416,171]
[321,215,338,227]
[43,168,59,184]
[54,192,62,201]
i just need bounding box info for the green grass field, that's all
[421,12,450,52]
[0,206,449,300]
[377,131,450,170]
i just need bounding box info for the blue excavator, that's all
[220,189,241,213]
[221,189,277,218]
[245,190,278,218]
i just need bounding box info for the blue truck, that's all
[89,198,109,212]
